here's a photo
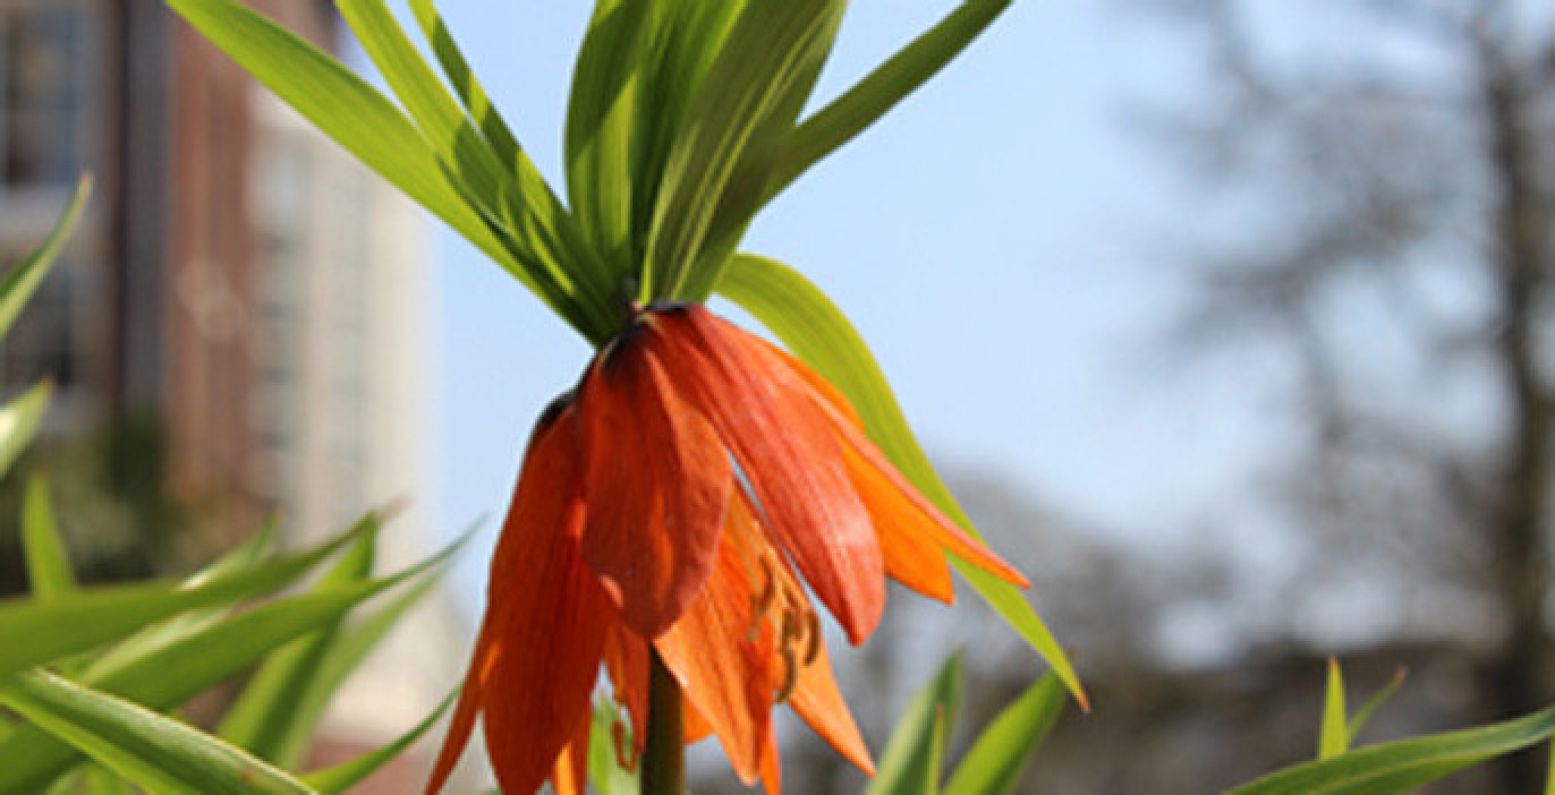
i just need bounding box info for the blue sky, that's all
[420,1,1272,613]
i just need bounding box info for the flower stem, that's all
[642,651,684,795]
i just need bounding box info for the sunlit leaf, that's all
[0,175,91,341]
[0,381,52,480]
[0,521,461,792]
[82,519,279,680]
[644,0,842,301]
[1320,657,1349,760]
[0,518,370,679]
[217,519,379,765]
[0,670,314,794]
[164,0,588,331]
[1229,705,1555,794]
[943,673,1064,795]
[717,253,1086,707]
[564,0,650,276]
[301,690,454,794]
[334,0,614,333]
[766,0,1010,205]
[22,475,74,601]
[867,651,963,795]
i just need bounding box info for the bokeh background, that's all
[2,0,1552,792]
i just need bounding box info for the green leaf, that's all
[867,651,964,795]
[588,697,640,795]
[716,253,1087,707]
[1229,704,1555,794]
[564,0,650,276]
[0,580,407,792]
[22,475,75,601]
[301,690,455,794]
[0,520,460,792]
[766,0,1010,205]
[0,518,370,679]
[943,673,1064,795]
[165,0,589,334]
[82,519,279,680]
[333,0,615,338]
[0,381,52,480]
[1347,666,1407,744]
[217,520,381,766]
[644,0,842,301]
[1320,658,1349,760]
[0,670,314,794]
[0,175,91,341]
[1546,739,1555,795]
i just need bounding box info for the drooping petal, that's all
[647,306,886,643]
[474,406,617,795]
[654,496,777,783]
[579,328,733,638]
[749,332,1030,592]
[759,730,783,795]
[684,697,714,744]
[788,633,875,776]
[424,619,496,794]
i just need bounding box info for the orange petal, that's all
[684,696,714,744]
[841,440,955,601]
[789,634,875,776]
[653,500,776,783]
[648,306,885,644]
[760,730,782,795]
[751,335,1030,592]
[579,331,732,638]
[550,708,593,795]
[477,406,616,795]
[424,619,496,794]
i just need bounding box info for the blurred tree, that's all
[1146,0,1555,789]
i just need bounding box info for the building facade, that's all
[0,1,459,789]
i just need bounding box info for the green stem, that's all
[642,651,685,795]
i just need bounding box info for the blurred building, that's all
[0,1,460,789]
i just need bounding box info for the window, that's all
[0,3,87,189]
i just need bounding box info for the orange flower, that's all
[426,304,1028,795]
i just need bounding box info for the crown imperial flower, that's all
[427,304,1028,794]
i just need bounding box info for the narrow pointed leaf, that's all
[1228,705,1555,794]
[717,253,1086,707]
[1347,667,1407,741]
[1320,658,1349,760]
[644,0,840,301]
[215,520,376,765]
[0,576,410,792]
[0,175,90,341]
[0,381,52,480]
[218,518,469,766]
[765,0,1010,205]
[333,0,611,326]
[0,518,370,678]
[0,670,314,794]
[165,0,573,321]
[867,651,964,795]
[83,519,278,680]
[22,475,74,601]
[565,0,650,274]
[301,690,455,794]
[944,673,1064,795]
